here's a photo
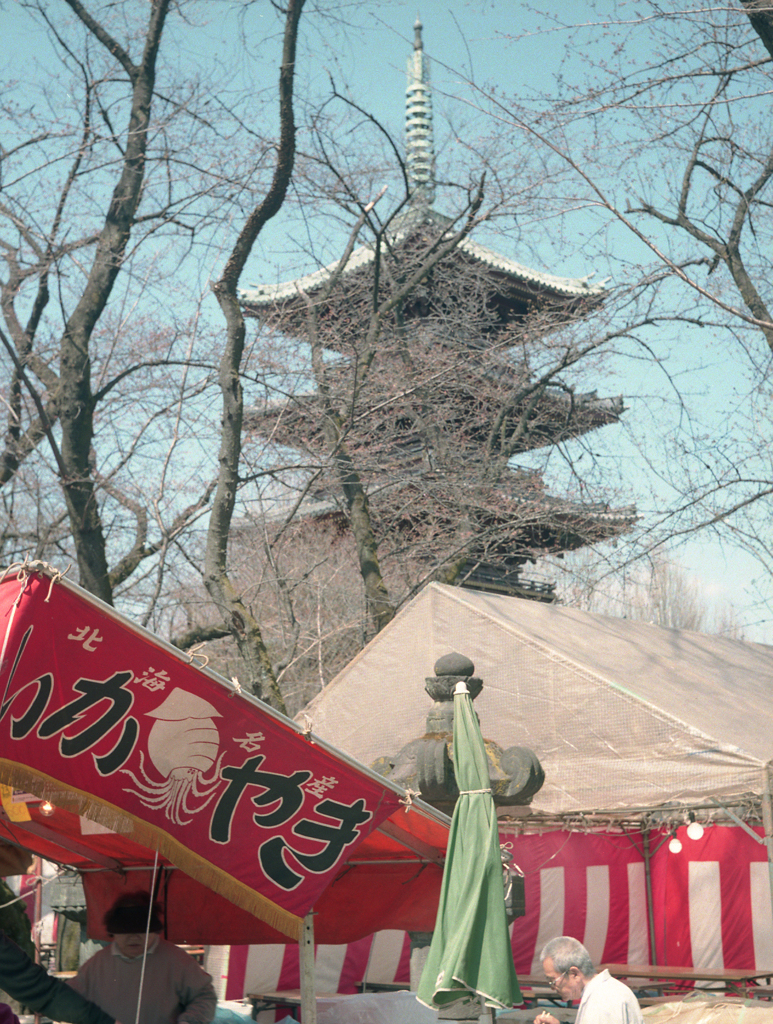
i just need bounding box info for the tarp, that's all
[0,567,448,943]
[299,583,773,814]
[642,998,773,1024]
[226,929,413,998]
[236,581,773,1001]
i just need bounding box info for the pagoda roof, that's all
[245,386,625,460]
[241,19,606,329]
[240,206,606,314]
[256,467,637,568]
[362,473,638,560]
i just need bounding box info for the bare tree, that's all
[452,2,773,624]
[204,0,305,712]
[0,2,655,706]
[0,1,307,706]
[552,548,743,637]
[2,0,176,603]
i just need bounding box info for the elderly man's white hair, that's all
[540,936,595,977]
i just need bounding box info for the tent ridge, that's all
[438,586,766,764]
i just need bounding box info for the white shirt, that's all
[575,969,644,1024]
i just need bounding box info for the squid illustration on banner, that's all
[0,567,404,939]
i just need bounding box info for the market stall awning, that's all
[0,566,448,943]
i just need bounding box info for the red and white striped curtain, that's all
[225,824,773,1004]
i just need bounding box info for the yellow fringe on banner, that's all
[0,760,302,940]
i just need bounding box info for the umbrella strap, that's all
[459,788,491,794]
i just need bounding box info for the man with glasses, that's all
[534,936,643,1024]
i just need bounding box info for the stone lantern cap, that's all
[425,653,483,702]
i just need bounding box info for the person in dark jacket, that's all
[0,1004,20,1024]
[0,930,116,1024]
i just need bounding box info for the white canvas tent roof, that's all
[299,584,773,817]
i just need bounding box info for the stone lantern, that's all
[372,652,544,1004]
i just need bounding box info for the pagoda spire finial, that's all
[414,16,423,50]
[405,17,435,207]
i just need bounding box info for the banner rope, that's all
[134,848,161,1024]
[0,558,70,600]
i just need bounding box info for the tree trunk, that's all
[205,0,305,709]
[56,0,171,603]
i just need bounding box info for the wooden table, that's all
[601,964,773,998]
[248,991,302,1019]
[514,975,574,1007]
[357,981,411,993]
[247,991,341,1020]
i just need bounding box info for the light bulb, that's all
[39,800,55,817]
[668,836,683,853]
[686,820,704,841]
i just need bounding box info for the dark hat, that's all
[104,892,162,935]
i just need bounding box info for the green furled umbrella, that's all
[416,681,522,1011]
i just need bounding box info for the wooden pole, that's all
[642,828,657,965]
[761,765,773,934]
[33,856,42,964]
[300,913,316,1024]
[33,856,42,1024]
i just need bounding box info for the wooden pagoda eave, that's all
[244,389,626,459]
[239,210,607,332]
[275,478,637,556]
[241,276,600,333]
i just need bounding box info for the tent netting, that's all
[299,584,773,818]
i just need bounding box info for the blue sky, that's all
[5,0,770,641]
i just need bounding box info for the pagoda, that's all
[239,21,635,600]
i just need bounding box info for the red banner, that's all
[0,570,404,939]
